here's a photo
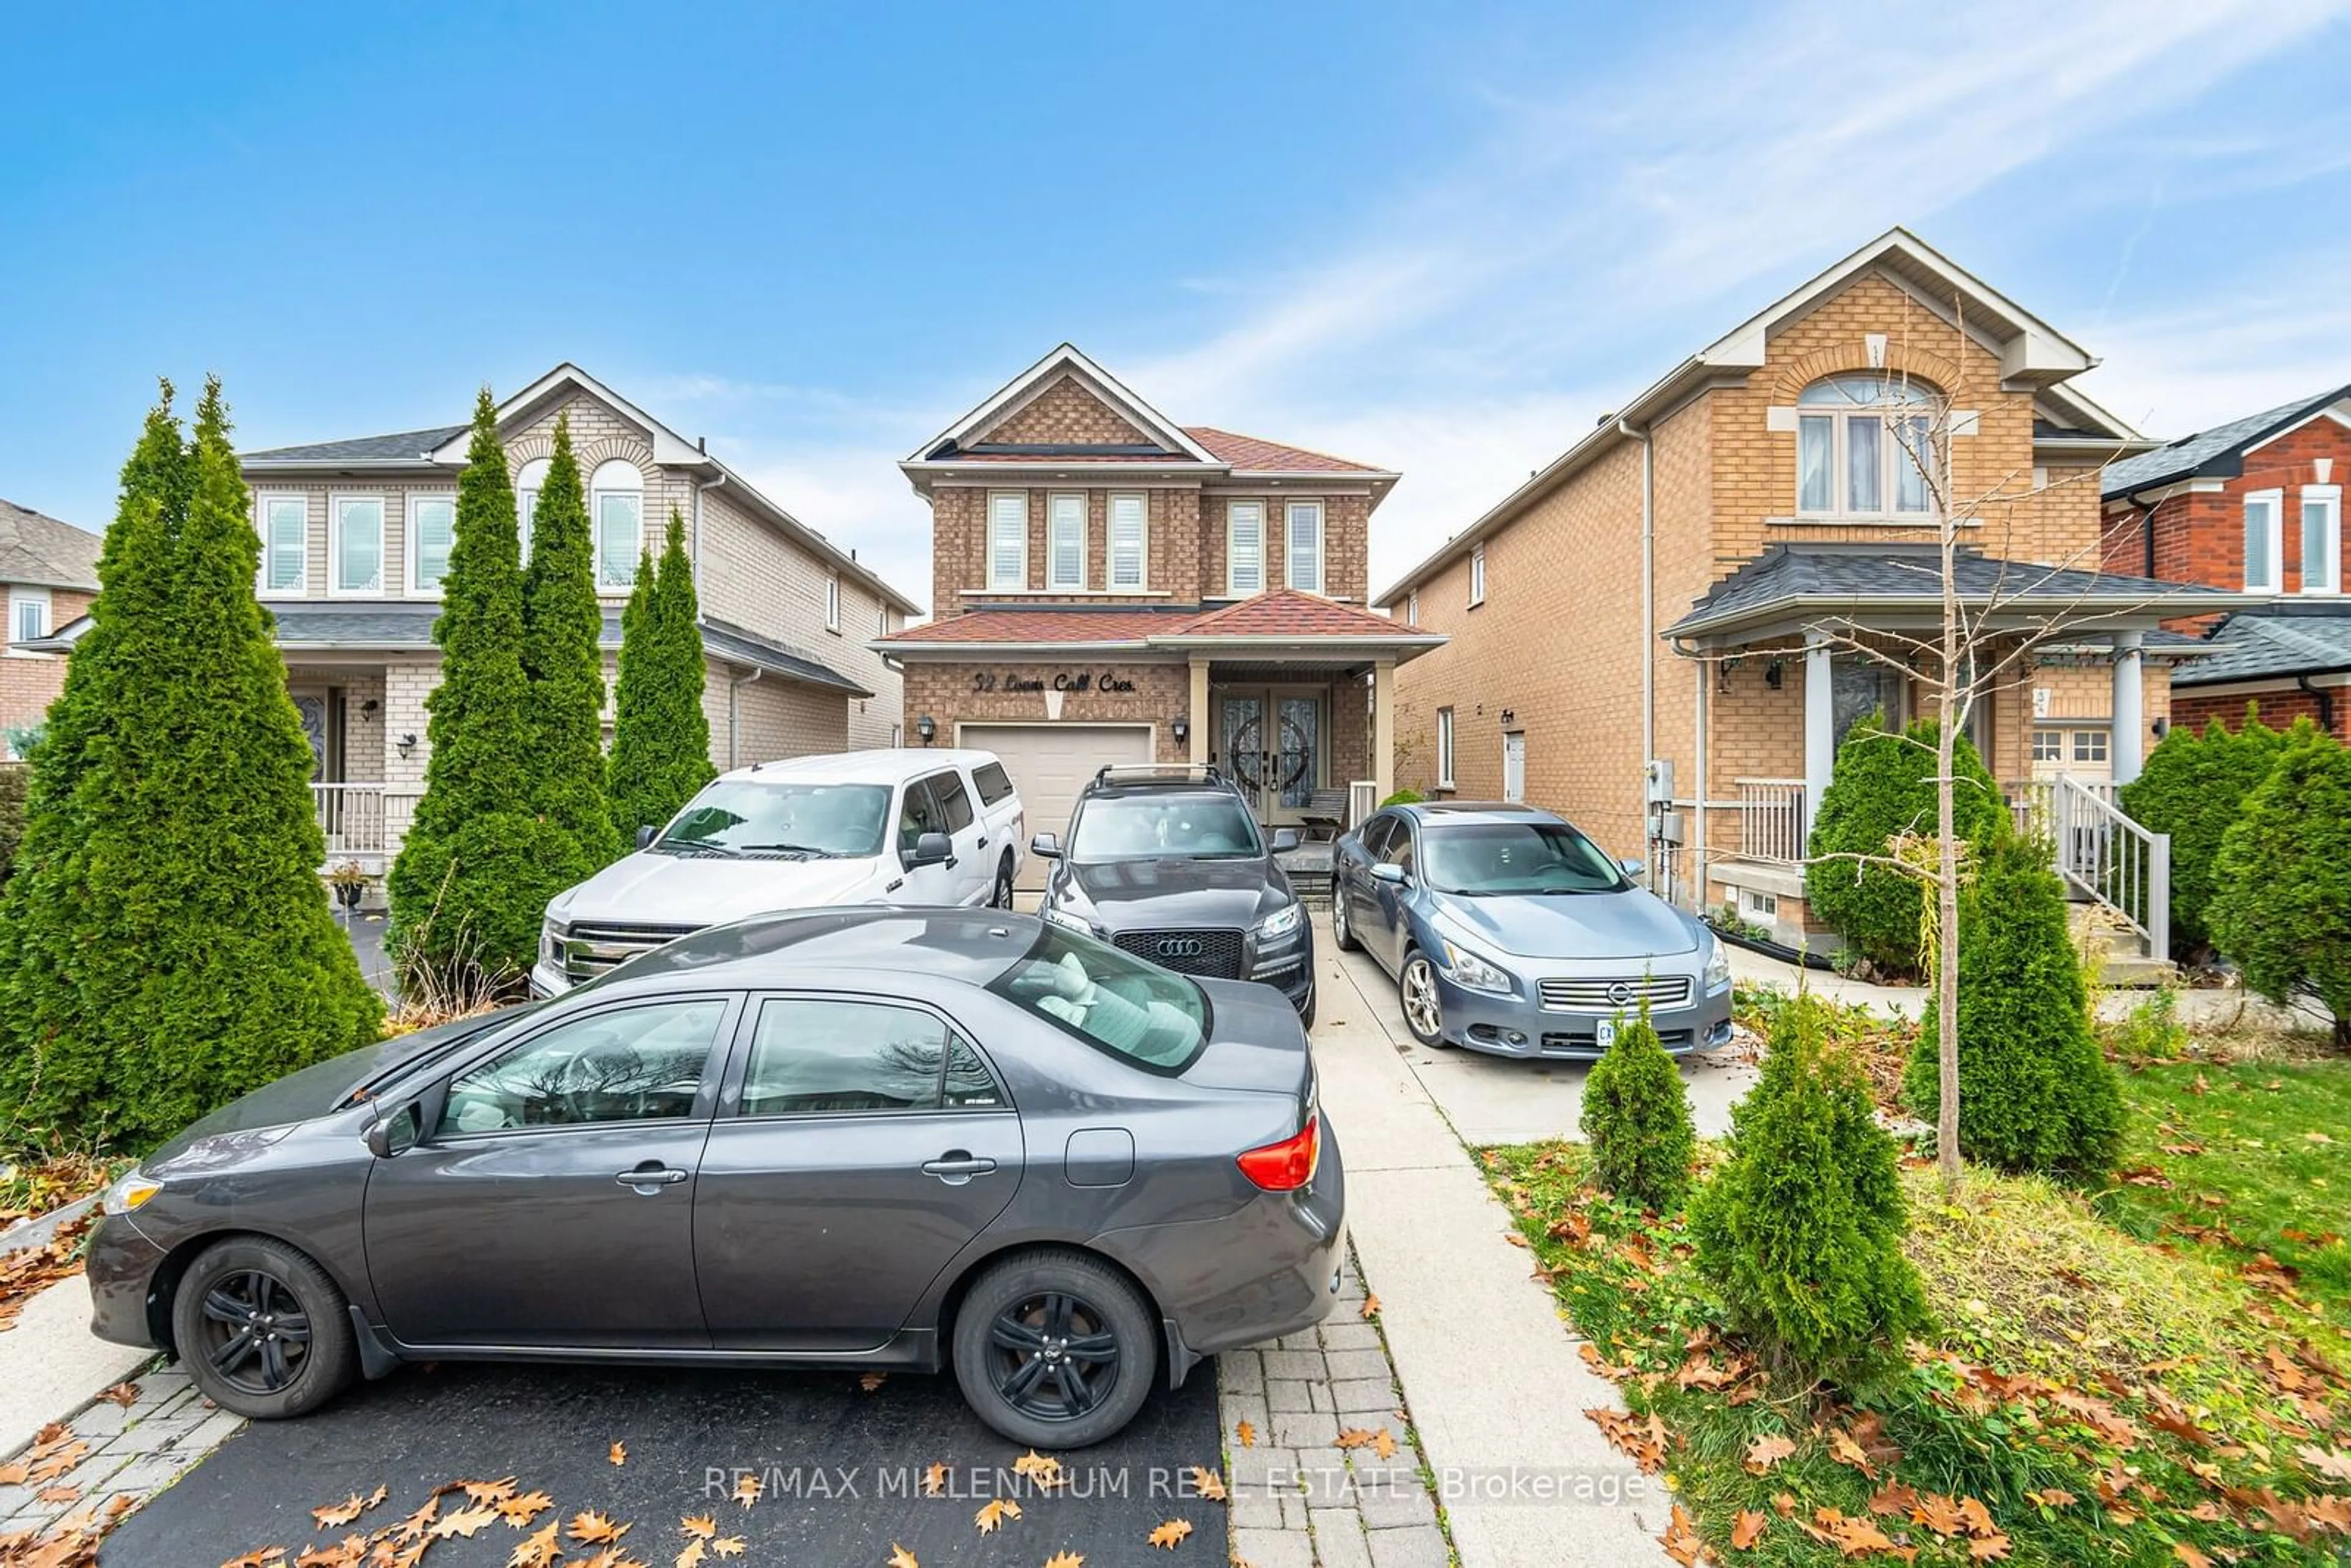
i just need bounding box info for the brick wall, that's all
[900,660,1190,763]
[2171,680,2349,741]
[975,374,1158,446]
[2104,413,2351,602]
[703,656,850,767]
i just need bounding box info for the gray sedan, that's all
[85,909,1344,1448]
[1331,802,1733,1058]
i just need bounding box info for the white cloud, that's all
[2078,254,2351,435]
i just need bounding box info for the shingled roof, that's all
[2171,605,2351,687]
[2102,387,2351,498]
[0,499,102,590]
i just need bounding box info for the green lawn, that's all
[2097,1058,2351,1348]
[1487,1141,2351,1566]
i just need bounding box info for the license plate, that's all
[1595,1018,1618,1051]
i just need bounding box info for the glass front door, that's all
[1214,689,1322,823]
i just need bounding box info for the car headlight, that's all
[1042,905,1100,937]
[100,1168,162,1216]
[1704,932,1732,993]
[1439,938,1515,996]
[1253,903,1304,941]
[540,918,567,968]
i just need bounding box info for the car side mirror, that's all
[1618,857,1646,879]
[1270,827,1303,853]
[1030,832,1062,860]
[906,831,953,869]
[366,1101,422,1158]
[636,824,658,850]
[1371,863,1407,885]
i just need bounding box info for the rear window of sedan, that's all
[987,924,1209,1075]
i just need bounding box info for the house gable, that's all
[909,343,1217,465]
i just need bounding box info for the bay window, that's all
[1796,375,1938,520]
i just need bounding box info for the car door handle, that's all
[615,1164,689,1193]
[977,835,989,850]
[921,1152,997,1185]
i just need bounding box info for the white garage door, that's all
[962,724,1155,889]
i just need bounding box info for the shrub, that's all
[1804,715,2006,978]
[2117,710,2284,953]
[1689,991,1928,1391]
[1578,1000,1697,1211]
[2207,719,2351,1045]
[1379,787,1425,808]
[0,763,24,890]
[1905,838,2124,1181]
[2105,985,2189,1062]
[519,412,622,874]
[608,509,716,844]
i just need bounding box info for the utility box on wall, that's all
[1643,758,1674,805]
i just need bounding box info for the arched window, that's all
[1796,374,1938,519]
[589,460,645,589]
[514,457,550,567]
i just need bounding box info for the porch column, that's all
[1371,658,1397,802]
[1802,637,1835,847]
[2111,631,2145,786]
[1187,656,1210,765]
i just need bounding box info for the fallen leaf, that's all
[2172,1546,2214,1568]
[1043,1553,1085,1568]
[507,1525,561,1568]
[2024,1488,2076,1508]
[680,1516,716,1539]
[1013,1450,1063,1488]
[1360,1294,1380,1319]
[1234,1419,1256,1448]
[887,1547,918,1568]
[460,1477,519,1504]
[922,1462,948,1497]
[1662,1502,1704,1565]
[569,1510,630,1544]
[1373,1428,1397,1460]
[1744,1433,1796,1474]
[1335,1427,1382,1450]
[497,1490,555,1526]
[733,1474,762,1509]
[1731,1508,1768,1551]
[432,1505,500,1540]
[673,1539,706,1568]
[1187,1464,1227,1501]
[710,1542,745,1560]
[35,1485,80,1504]
[610,1441,628,1466]
[391,1498,440,1544]
[860,1371,888,1392]
[2301,1444,2351,1482]
[975,1497,1022,1534]
[98,1382,140,1408]
[1146,1518,1193,1550]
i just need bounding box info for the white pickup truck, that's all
[531,748,1026,996]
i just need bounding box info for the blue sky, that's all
[6,0,2351,605]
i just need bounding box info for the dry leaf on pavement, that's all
[1360,1294,1380,1318]
[1188,1465,1226,1501]
[97,1382,140,1408]
[922,1462,948,1496]
[497,1490,554,1526]
[430,1504,500,1539]
[733,1474,762,1509]
[506,1525,561,1568]
[1043,1553,1084,1568]
[1234,1419,1256,1448]
[1013,1450,1063,1488]
[610,1441,628,1466]
[975,1497,1022,1534]
[887,1547,918,1568]
[568,1510,629,1544]
[860,1371,888,1392]
[1147,1518,1194,1549]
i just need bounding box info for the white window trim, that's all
[1107,492,1149,592]
[1226,500,1265,596]
[1406,588,1419,625]
[1793,392,1941,523]
[825,571,842,632]
[986,492,1029,591]
[1046,492,1087,590]
[514,457,549,569]
[2300,484,2341,595]
[2244,487,2285,596]
[8,586,51,648]
[1469,544,1486,608]
[255,492,308,597]
[1436,706,1457,790]
[1285,499,1325,596]
[590,467,647,593]
[328,493,386,598]
[403,492,457,601]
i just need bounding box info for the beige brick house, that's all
[877,344,1441,880]
[1374,230,2257,955]
[0,499,100,758]
[45,365,921,866]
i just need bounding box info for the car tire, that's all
[951,1248,1158,1449]
[1329,880,1360,951]
[171,1236,358,1420]
[1398,948,1448,1048]
[990,854,1016,910]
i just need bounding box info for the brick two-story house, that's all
[34,365,921,865]
[876,345,1441,880]
[2102,386,2351,739]
[0,498,100,758]
[1374,230,2256,952]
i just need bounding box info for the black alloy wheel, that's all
[172,1235,358,1419]
[988,1290,1119,1421]
[951,1248,1157,1447]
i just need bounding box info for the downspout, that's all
[694,449,727,605]
[1619,418,1660,891]
[727,666,763,769]
[2297,672,2338,736]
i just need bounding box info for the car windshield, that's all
[657,781,890,858]
[1420,820,1628,896]
[1070,793,1262,862]
[987,923,1210,1074]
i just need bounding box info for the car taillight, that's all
[1237,1114,1320,1192]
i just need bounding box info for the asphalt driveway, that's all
[99,1359,1224,1566]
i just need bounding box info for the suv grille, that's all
[561,921,704,985]
[1537,975,1693,1011]
[1112,928,1245,980]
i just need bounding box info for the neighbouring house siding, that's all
[0,585,94,751]
[702,656,852,768]
[2170,677,2349,741]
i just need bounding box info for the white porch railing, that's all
[1733,778,1807,863]
[2005,776,2118,842]
[312,784,422,859]
[1348,778,1378,830]
[2039,775,2170,963]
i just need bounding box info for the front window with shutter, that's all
[1108,493,1146,589]
[1227,501,1264,595]
[1048,493,1085,589]
[987,493,1027,590]
[410,495,456,595]
[1286,501,1323,594]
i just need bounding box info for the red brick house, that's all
[876,343,1441,878]
[0,498,101,758]
[2102,386,2351,738]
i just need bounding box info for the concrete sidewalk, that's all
[1310,921,1676,1566]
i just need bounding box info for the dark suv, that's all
[1031,765,1315,1026]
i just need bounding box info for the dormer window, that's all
[1796,375,1938,520]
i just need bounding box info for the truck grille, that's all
[1537,975,1692,1011]
[560,921,704,985]
[1112,928,1245,980]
